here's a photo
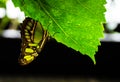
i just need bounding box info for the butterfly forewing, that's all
[34,21,44,43]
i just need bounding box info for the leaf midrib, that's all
[39,1,79,47]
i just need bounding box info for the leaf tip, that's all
[89,55,96,65]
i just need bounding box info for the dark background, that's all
[0,36,120,79]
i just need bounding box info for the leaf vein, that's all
[39,1,79,47]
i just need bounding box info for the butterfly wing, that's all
[19,17,48,65]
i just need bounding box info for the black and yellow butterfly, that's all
[19,17,49,65]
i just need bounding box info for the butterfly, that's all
[19,17,49,65]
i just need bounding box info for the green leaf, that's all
[0,0,7,7]
[12,0,106,64]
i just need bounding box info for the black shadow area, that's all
[0,37,120,79]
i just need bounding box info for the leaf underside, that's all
[12,0,106,64]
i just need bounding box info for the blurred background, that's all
[0,0,120,81]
